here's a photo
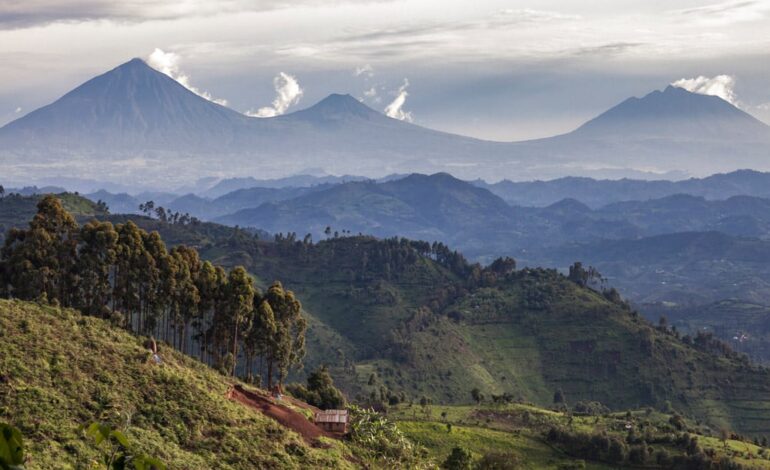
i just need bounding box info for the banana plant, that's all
[83,423,165,470]
[0,423,25,470]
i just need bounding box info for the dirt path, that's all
[228,384,333,443]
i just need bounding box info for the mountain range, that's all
[1,58,769,186]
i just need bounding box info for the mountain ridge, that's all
[2,58,769,184]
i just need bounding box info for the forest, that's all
[0,195,306,388]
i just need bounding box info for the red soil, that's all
[227,384,333,443]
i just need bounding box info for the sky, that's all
[0,0,769,141]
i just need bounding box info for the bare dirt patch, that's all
[228,384,334,443]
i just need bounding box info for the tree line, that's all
[0,195,305,387]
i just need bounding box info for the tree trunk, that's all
[232,321,239,377]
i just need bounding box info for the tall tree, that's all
[224,267,254,376]
[113,221,150,329]
[1,195,79,305]
[244,295,277,383]
[170,246,201,353]
[264,281,307,387]
[75,220,118,317]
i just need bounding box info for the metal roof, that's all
[315,410,349,423]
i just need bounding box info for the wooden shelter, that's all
[314,409,349,434]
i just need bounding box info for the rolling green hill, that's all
[5,193,770,441]
[182,230,770,437]
[0,299,358,469]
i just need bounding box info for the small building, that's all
[314,409,349,434]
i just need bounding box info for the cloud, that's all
[14,107,22,113]
[384,79,412,122]
[246,72,304,118]
[147,48,228,105]
[675,1,770,25]
[354,64,374,77]
[0,0,388,29]
[671,75,738,105]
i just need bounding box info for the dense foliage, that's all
[285,366,346,409]
[0,196,305,387]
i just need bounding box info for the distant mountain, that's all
[166,186,323,220]
[215,173,516,252]
[480,169,770,207]
[0,58,250,152]
[86,190,141,214]
[572,85,770,141]
[201,174,370,198]
[3,58,769,186]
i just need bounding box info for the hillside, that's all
[214,173,520,257]
[391,403,770,469]
[6,195,770,440]
[0,299,357,469]
[0,192,107,244]
[175,228,770,437]
[538,231,770,305]
[5,302,763,470]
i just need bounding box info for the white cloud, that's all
[362,86,381,103]
[384,79,412,122]
[147,48,228,106]
[354,64,374,77]
[671,75,738,105]
[246,72,304,118]
[14,107,22,113]
[675,1,770,26]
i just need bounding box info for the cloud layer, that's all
[247,72,304,117]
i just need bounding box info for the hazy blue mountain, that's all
[165,185,323,220]
[86,190,141,214]
[0,58,250,152]
[215,173,516,252]
[572,85,769,140]
[479,170,770,207]
[201,174,369,198]
[2,59,768,186]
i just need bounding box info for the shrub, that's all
[442,446,473,470]
[476,451,521,469]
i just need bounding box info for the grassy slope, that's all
[334,270,770,436]
[0,299,356,470]
[390,403,770,469]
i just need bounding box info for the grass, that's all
[0,299,357,469]
[390,402,770,469]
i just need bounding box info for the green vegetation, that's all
[0,196,306,389]
[286,366,346,410]
[6,192,770,468]
[0,299,355,469]
[0,422,25,469]
[82,422,166,470]
[94,201,770,437]
[390,402,770,469]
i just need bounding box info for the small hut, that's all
[314,409,349,434]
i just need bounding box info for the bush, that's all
[348,405,429,468]
[572,401,609,416]
[442,446,473,470]
[285,365,345,409]
[476,451,521,469]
